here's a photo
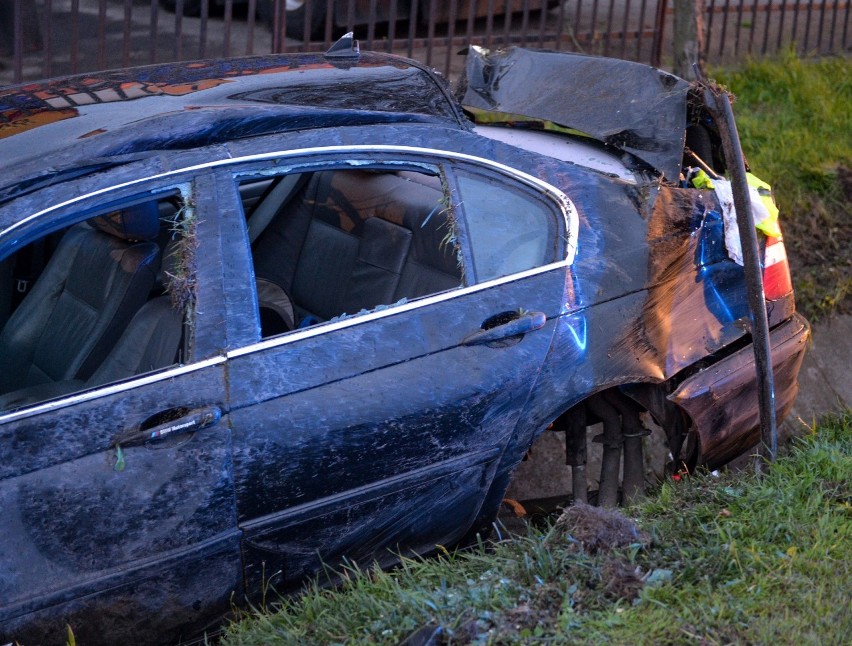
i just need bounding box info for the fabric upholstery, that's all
[89,296,183,386]
[0,296,182,410]
[341,216,412,315]
[256,277,295,336]
[88,201,161,242]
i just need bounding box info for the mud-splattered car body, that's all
[0,42,808,644]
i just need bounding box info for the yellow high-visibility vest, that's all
[746,172,783,238]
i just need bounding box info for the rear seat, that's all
[251,169,462,331]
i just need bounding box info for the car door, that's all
[0,173,240,645]
[218,147,576,596]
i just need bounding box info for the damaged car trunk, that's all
[0,40,808,644]
[458,46,807,507]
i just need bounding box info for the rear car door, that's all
[219,147,577,595]
[0,173,240,645]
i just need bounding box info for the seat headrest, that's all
[89,201,160,241]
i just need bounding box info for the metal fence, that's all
[1,1,849,85]
[703,0,850,60]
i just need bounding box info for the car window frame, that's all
[210,144,578,353]
[442,162,567,285]
[0,143,579,422]
[0,171,226,423]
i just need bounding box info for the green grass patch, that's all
[220,411,851,645]
[712,52,852,321]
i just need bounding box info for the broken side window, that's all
[239,165,463,339]
[0,191,192,413]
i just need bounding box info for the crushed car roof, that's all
[1,45,695,205]
[459,47,691,181]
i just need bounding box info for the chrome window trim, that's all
[0,144,579,419]
[0,356,226,424]
[1,145,579,263]
[228,259,570,359]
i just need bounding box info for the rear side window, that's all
[455,172,558,282]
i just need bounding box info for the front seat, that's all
[0,202,161,396]
[87,296,184,387]
[0,296,183,412]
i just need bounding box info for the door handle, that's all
[117,406,222,447]
[463,311,547,347]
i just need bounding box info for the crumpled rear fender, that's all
[669,312,810,468]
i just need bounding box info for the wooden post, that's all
[673,0,706,79]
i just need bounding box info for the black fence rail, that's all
[703,0,850,60]
[1,0,849,85]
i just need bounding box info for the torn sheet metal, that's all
[670,313,809,468]
[459,47,690,181]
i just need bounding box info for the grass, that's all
[220,411,851,645]
[712,52,852,321]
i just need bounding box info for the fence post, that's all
[672,0,706,78]
[651,0,668,67]
[1,0,42,82]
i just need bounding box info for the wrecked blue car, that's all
[0,39,809,644]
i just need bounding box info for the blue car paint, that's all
[0,48,809,644]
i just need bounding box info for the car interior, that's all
[240,167,464,337]
[0,166,466,412]
[0,196,188,412]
